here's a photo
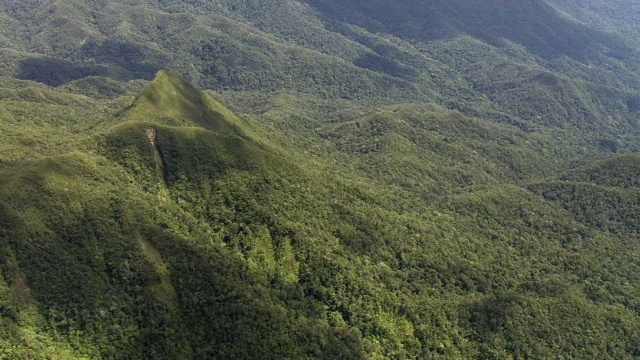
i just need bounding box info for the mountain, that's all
[546,0,640,47]
[0,1,639,359]
[1,70,638,359]
[1,0,639,148]
[304,0,633,60]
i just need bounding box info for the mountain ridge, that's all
[1,71,639,358]
[1,1,640,358]
[3,0,636,154]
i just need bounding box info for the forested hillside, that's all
[546,0,640,46]
[0,0,639,359]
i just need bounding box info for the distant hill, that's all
[546,0,640,46]
[304,0,633,61]
[1,0,640,141]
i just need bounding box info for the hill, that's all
[0,72,639,359]
[1,0,640,358]
[1,0,640,144]
[546,0,640,47]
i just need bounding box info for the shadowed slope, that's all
[0,73,366,359]
[1,72,639,359]
[303,0,633,61]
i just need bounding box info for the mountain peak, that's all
[123,70,242,136]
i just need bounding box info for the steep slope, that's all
[0,72,367,359]
[1,0,640,358]
[529,153,640,233]
[2,0,640,146]
[546,0,640,47]
[1,72,639,358]
[304,0,633,61]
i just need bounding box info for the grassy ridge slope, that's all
[0,72,639,358]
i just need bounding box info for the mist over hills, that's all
[0,1,639,359]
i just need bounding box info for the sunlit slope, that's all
[117,70,245,134]
[2,0,640,146]
[0,73,367,358]
[0,73,639,358]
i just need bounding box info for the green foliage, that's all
[529,154,640,233]
[1,72,639,358]
[1,0,640,354]
[560,153,640,188]
[1,0,640,146]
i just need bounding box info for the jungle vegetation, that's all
[0,0,639,358]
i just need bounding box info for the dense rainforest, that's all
[0,0,639,358]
